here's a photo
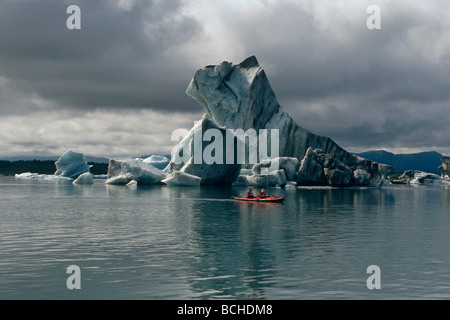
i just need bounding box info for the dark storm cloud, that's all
[0,0,200,113]
[216,0,450,153]
[0,0,448,157]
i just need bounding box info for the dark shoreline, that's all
[0,160,108,176]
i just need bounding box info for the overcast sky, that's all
[0,0,449,159]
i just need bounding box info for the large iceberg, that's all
[106,159,167,185]
[54,151,91,179]
[168,56,395,187]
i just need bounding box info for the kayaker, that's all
[258,189,267,198]
[246,188,254,198]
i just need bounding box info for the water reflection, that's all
[169,186,399,299]
[442,187,450,206]
[72,184,94,197]
[106,183,138,198]
[179,199,278,299]
[4,174,450,299]
[233,201,283,213]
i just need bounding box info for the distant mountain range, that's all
[356,150,444,174]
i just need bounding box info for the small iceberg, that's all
[162,171,201,187]
[54,151,91,179]
[73,172,94,185]
[15,151,96,183]
[410,171,450,186]
[126,180,138,187]
[106,159,167,185]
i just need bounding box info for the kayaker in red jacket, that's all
[246,188,254,198]
[258,189,267,198]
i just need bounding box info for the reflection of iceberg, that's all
[168,186,280,299]
[106,184,139,197]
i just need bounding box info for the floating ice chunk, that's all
[410,172,448,185]
[162,171,201,186]
[143,155,170,170]
[105,173,129,185]
[285,181,297,189]
[54,151,90,179]
[106,159,167,185]
[439,157,450,178]
[73,172,94,185]
[15,172,72,181]
[126,180,138,187]
[15,172,47,180]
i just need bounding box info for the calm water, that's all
[0,175,449,300]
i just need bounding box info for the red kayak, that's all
[233,196,285,203]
